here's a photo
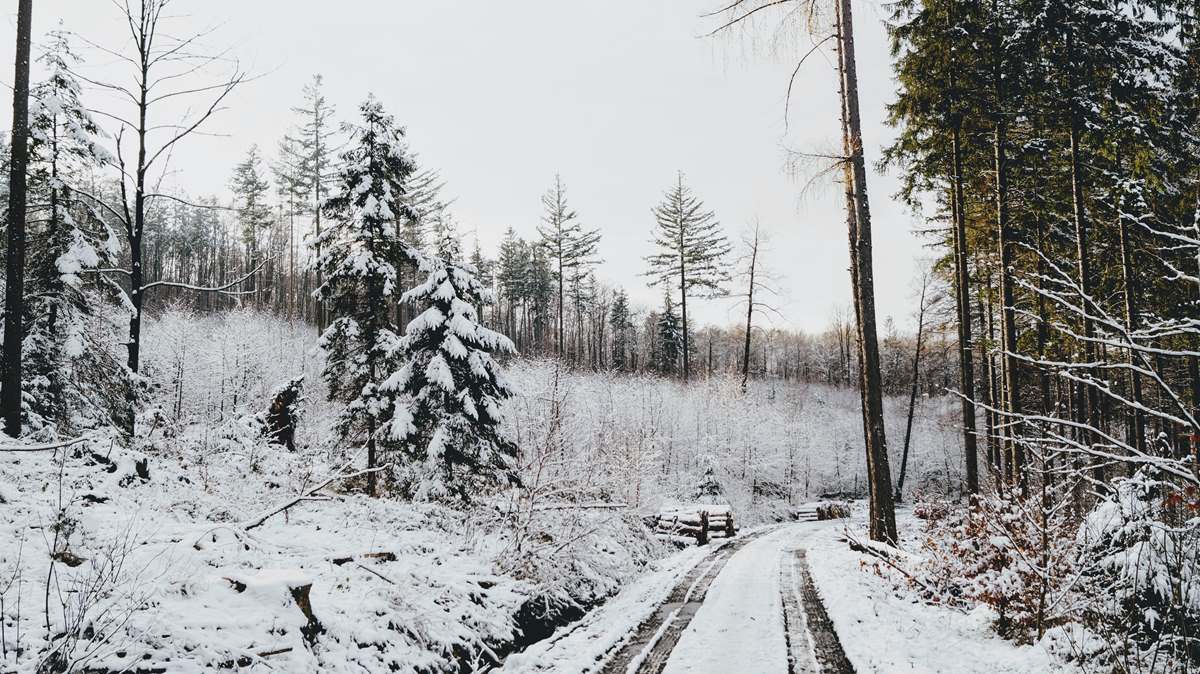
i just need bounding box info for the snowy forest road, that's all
[602,522,852,674]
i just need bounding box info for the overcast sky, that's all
[1,0,927,332]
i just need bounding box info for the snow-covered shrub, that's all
[912,493,1076,641]
[1072,470,1200,671]
[692,457,727,504]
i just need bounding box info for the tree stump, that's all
[289,583,325,644]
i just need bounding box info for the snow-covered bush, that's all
[1072,470,1200,671]
[912,493,1076,642]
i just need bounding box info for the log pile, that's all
[794,501,852,522]
[652,504,736,546]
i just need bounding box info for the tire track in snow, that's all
[598,529,773,674]
[781,548,819,674]
[792,549,855,673]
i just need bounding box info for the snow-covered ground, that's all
[806,510,1071,673]
[0,439,659,673]
[497,541,720,673]
[1,311,976,672]
[662,524,825,673]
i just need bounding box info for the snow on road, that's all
[498,542,720,673]
[662,523,826,674]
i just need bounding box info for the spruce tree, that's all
[384,257,520,502]
[496,228,526,346]
[272,133,310,319]
[230,145,272,303]
[645,172,731,382]
[525,244,556,354]
[538,174,601,361]
[22,31,129,433]
[656,289,683,376]
[315,96,418,496]
[609,288,633,371]
[288,74,340,332]
[428,210,463,262]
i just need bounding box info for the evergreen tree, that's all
[538,174,601,360]
[272,133,310,318]
[384,257,520,502]
[609,288,633,371]
[496,227,527,346]
[315,96,418,496]
[645,172,731,382]
[656,289,683,376]
[230,145,272,301]
[22,31,129,434]
[288,74,340,331]
[428,210,463,262]
[525,244,556,354]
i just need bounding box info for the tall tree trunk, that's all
[951,124,980,494]
[741,228,759,392]
[837,0,897,543]
[1067,25,1102,481]
[314,124,326,334]
[1116,170,1146,456]
[1035,214,1053,418]
[1,0,32,437]
[992,6,1024,486]
[679,214,690,383]
[895,274,929,502]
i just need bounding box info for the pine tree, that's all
[609,288,633,371]
[656,289,683,376]
[273,133,310,319]
[645,172,731,382]
[289,74,340,332]
[538,174,601,360]
[230,145,272,302]
[316,96,418,497]
[384,257,520,502]
[428,210,463,262]
[22,31,129,433]
[496,228,526,346]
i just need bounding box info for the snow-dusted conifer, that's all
[645,172,730,381]
[315,95,418,495]
[23,31,128,433]
[230,144,272,300]
[656,289,682,376]
[384,257,520,502]
[609,288,632,371]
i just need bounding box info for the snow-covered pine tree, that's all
[656,288,682,376]
[23,31,130,434]
[230,145,272,303]
[609,288,632,371]
[538,174,600,360]
[286,74,341,332]
[384,257,520,503]
[428,210,463,262]
[315,95,419,496]
[644,172,731,382]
